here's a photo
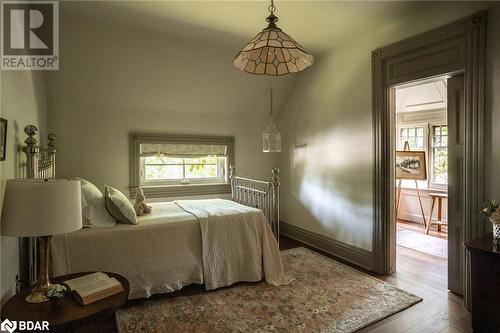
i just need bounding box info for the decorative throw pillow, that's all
[77,178,116,228]
[104,185,138,225]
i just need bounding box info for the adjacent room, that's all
[395,77,449,260]
[1,1,499,332]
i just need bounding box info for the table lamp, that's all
[1,179,82,303]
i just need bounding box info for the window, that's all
[142,155,226,184]
[431,125,448,185]
[397,122,447,189]
[130,134,234,198]
[399,126,425,150]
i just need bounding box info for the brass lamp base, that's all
[25,235,53,303]
[25,290,50,303]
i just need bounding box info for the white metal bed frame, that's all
[229,165,280,239]
[22,125,280,286]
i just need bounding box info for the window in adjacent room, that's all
[398,126,425,150]
[396,122,447,189]
[430,125,448,186]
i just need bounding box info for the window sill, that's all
[129,183,231,199]
[399,186,447,193]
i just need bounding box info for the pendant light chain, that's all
[268,0,276,15]
[270,88,274,118]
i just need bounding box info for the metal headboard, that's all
[229,165,280,241]
[23,125,57,286]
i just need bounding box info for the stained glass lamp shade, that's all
[233,2,314,76]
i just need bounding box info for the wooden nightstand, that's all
[464,234,500,332]
[1,272,129,332]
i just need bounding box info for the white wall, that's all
[44,18,296,195]
[278,2,500,253]
[397,189,448,226]
[0,71,47,303]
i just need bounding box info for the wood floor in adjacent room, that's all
[81,235,471,333]
[397,219,448,240]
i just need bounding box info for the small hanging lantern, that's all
[263,88,281,153]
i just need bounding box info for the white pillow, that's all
[77,178,116,228]
[80,193,91,228]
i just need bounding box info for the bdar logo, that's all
[0,319,17,333]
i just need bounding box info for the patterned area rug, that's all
[397,228,448,259]
[116,247,422,333]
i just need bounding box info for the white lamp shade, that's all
[1,179,82,237]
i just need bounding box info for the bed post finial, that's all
[24,125,38,146]
[23,125,39,179]
[48,133,57,150]
[229,165,236,179]
[271,167,280,242]
[271,167,280,187]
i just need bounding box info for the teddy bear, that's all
[134,187,152,216]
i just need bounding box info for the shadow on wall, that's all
[291,123,373,244]
[279,47,374,250]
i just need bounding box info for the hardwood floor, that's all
[359,246,470,332]
[398,219,448,240]
[281,236,470,333]
[79,235,471,333]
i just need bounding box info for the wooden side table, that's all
[426,192,448,234]
[1,272,129,332]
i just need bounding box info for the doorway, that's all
[394,77,449,261]
[371,11,486,305]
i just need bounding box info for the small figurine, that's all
[133,187,152,216]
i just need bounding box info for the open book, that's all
[63,272,124,305]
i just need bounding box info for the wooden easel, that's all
[395,141,427,228]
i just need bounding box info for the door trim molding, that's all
[372,11,486,276]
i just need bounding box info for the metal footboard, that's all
[229,165,280,242]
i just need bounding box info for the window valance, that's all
[139,143,228,157]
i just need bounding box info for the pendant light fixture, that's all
[263,88,281,152]
[233,0,314,76]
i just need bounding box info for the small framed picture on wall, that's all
[0,118,7,161]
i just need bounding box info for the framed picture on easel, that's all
[395,150,427,180]
[395,141,428,227]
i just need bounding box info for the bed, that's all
[21,126,289,298]
[51,199,288,299]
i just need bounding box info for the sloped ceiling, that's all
[60,1,432,54]
[54,1,439,117]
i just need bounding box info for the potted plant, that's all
[480,199,500,246]
[46,284,67,310]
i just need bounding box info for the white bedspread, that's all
[51,199,292,299]
[175,199,293,290]
[52,202,204,299]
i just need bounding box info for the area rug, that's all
[116,247,422,333]
[397,228,448,259]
